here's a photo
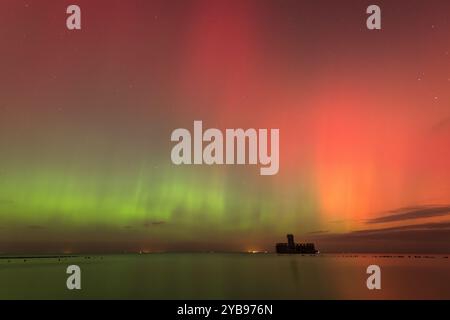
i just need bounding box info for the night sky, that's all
[0,0,449,253]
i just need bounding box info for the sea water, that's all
[0,253,449,299]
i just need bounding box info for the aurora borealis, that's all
[0,0,449,253]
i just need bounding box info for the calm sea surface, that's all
[0,253,449,299]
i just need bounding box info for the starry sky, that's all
[0,0,449,253]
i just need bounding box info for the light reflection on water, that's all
[0,253,449,299]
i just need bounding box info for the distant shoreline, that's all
[0,253,448,260]
[0,255,78,259]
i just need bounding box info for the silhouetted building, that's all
[276,234,318,254]
[287,234,295,249]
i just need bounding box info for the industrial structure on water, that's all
[276,234,318,254]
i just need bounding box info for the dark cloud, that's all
[353,221,450,235]
[311,221,450,239]
[143,221,166,227]
[307,221,450,253]
[367,205,450,224]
